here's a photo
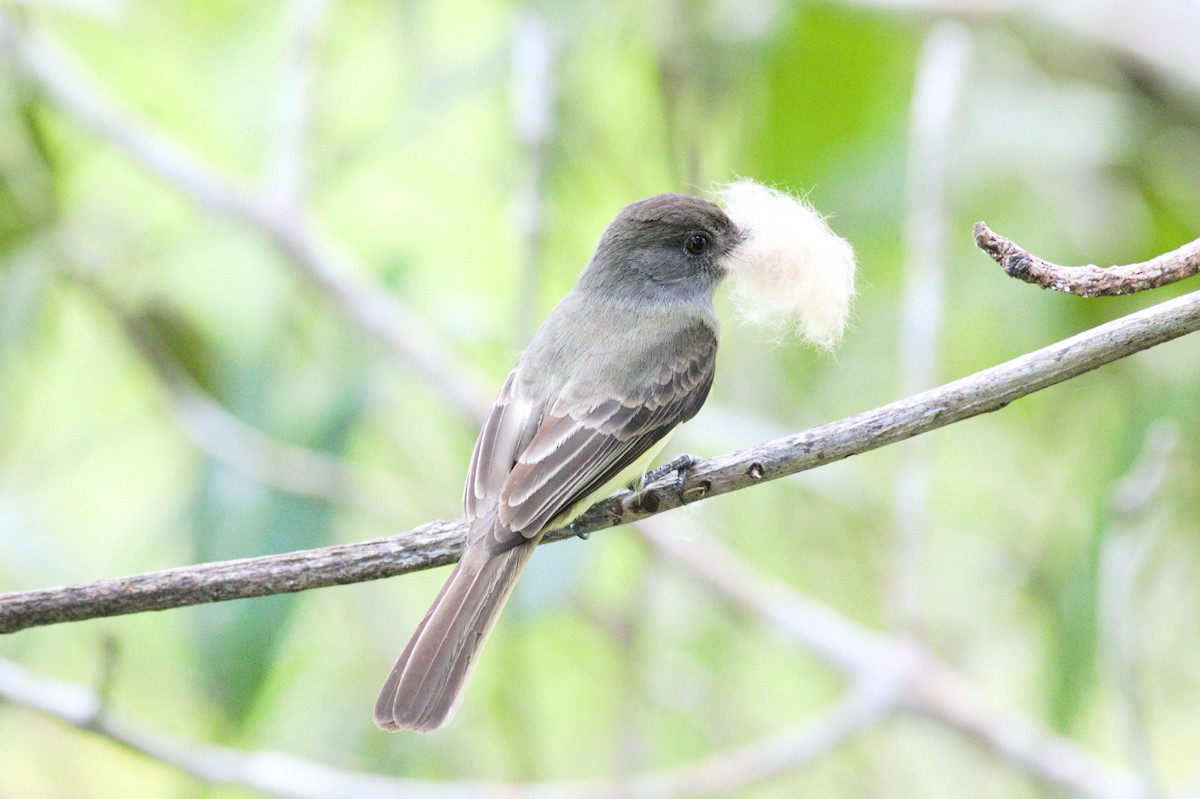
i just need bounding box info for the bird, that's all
[374,192,746,732]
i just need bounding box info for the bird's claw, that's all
[569,518,590,540]
[645,453,702,505]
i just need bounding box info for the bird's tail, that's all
[374,535,537,732]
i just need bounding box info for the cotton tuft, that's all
[713,180,856,349]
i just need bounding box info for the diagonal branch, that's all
[639,519,1146,799]
[975,223,1200,296]
[0,655,887,799]
[0,10,490,425]
[1,285,1198,634]
[0,658,455,799]
[587,685,891,799]
[907,662,1145,799]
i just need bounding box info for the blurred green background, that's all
[1,0,1198,796]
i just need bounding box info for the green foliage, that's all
[1,0,1199,795]
[179,316,368,726]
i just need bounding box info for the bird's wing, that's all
[462,370,543,523]
[469,328,717,553]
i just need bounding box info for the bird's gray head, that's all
[578,193,744,306]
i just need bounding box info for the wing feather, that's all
[463,372,542,521]
[486,332,717,550]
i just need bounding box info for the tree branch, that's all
[907,662,1145,799]
[510,7,557,342]
[0,10,491,425]
[565,685,892,799]
[830,0,1200,95]
[2,284,1198,633]
[0,655,887,799]
[891,21,973,631]
[639,518,1146,799]
[0,519,466,634]
[0,657,456,799]
[0,510,1152,799]
[266,0,329,207]
[1099,422,1179,798]
[975,223,1200,296]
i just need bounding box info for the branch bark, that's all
[975,223,1200,296]
[2,285,1198,634]
[0,517,1151,799]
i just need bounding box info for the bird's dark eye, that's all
[684,233,709,255]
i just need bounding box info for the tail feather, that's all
[374,537,538,732]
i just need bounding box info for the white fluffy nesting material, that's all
[714,179,857,349]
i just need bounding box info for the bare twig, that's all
[510,7,557,341]
[830,0,1200,94]
[891,21,973,631]
[0,656,460,799]
[974,223,1200,296]
[576,684,892,799]
[2,286,1199,633]
[1109,423,1179,520]
[908,662,1145,799]
[640,518,1146,799]
[0,10,491,425]
[0,655,886,799]
[638,519,885,677]
[1099,422,1179,798]
[266,0,330,206]
[613,551,657,774]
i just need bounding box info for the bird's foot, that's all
[645,453,703,505]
